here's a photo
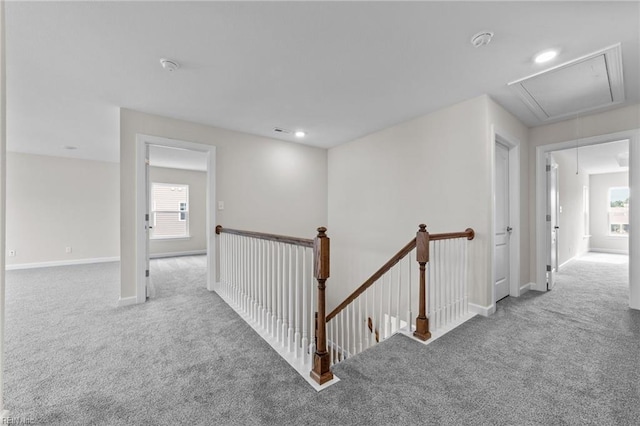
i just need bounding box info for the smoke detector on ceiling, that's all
[160,58,180,71]
[471,31,493,48]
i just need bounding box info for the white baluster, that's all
[433,241,438,330]
[358,296,363,354]
[271,241,277,337]
[294,246,301,359]
[396,262,401,333]
[378,279,383,341]
[276,242,282,342]
[310,247,316,356]
[407,255,412,333]
[445,239,450,326]
[364,286,370,350]
[301,247,308,364]
[463,239,469,315]
[340,310,345,361]
[287,245,293,352]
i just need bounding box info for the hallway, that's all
[3,254,638,424]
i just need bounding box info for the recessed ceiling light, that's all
[160,58,180,71]
[294,131,306,138]
[534,50,558,64]
[63,145,78,150]
[470,31,493,48]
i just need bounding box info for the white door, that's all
[495,143,511,302]
[547,156,559,290]
[144,145,153,299]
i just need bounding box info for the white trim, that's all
[491,126,522,303]
[117,296,138,308]
[149,250,206,259]
[468,303,495,317]
[558,257,576,270]
[135,134,217,303]
[535,129,640,310]
[520,283,532,294]
[589,248,629,255]
[149,236,192,241]
[5,256,119,271]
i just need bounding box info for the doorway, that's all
[535,129,639,310]
[135,135,216,304]
[494,142,511,301]
[492,129,521,306]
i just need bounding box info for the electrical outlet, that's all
[65,247,72,254]
[8,249,15,257]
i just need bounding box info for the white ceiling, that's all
[6,1,640,163]
[554,139,629,175]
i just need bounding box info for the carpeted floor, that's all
[4,253,639,425]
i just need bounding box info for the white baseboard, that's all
[559,257,575,269]
[117,296,138,307]
[6,256,120,271]
[519,282,532,295]
[589,248,629,255]
[468,303,495,317]
[149,250,206,259]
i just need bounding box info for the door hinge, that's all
[546,214,551,222]
[546,165,551,172]
[546,265,552,272]
[145,214,149,221]
[145,269,150,277]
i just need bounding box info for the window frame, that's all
[150,182,191,240]
[608,186,629,237]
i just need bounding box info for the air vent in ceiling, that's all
[508,44,624,122]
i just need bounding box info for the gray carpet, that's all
[4,253,639,425]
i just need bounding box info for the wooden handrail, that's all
[430,228,475,241]
[325,226,475,323]
[215,225,314,248]
[326,237,417,322]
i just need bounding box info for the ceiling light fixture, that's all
[160,58,180,71]
[294,131,306,138]
[534,50,558,64]
[470,31,493,48]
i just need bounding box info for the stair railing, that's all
[216,223,475,386]
[324,224,475,368]
[216,225,316,364]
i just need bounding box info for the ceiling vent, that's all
[508,44,624,122]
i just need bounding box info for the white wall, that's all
[528,103,640,284]
[120,108,328,300]
[589,171,629,254]
[6,152,120,267]
[551,150,590,266]
[328,96,495,310]
[148,166,206,257]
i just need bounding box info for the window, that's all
[151,183,189,239]
[608,186,629,236]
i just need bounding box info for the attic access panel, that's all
[509,44,624,122]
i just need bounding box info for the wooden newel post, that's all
[310,226,333,385]
[414,224,432,341]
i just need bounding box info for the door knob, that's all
[506,226,513,232]
[554,226,560,229]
